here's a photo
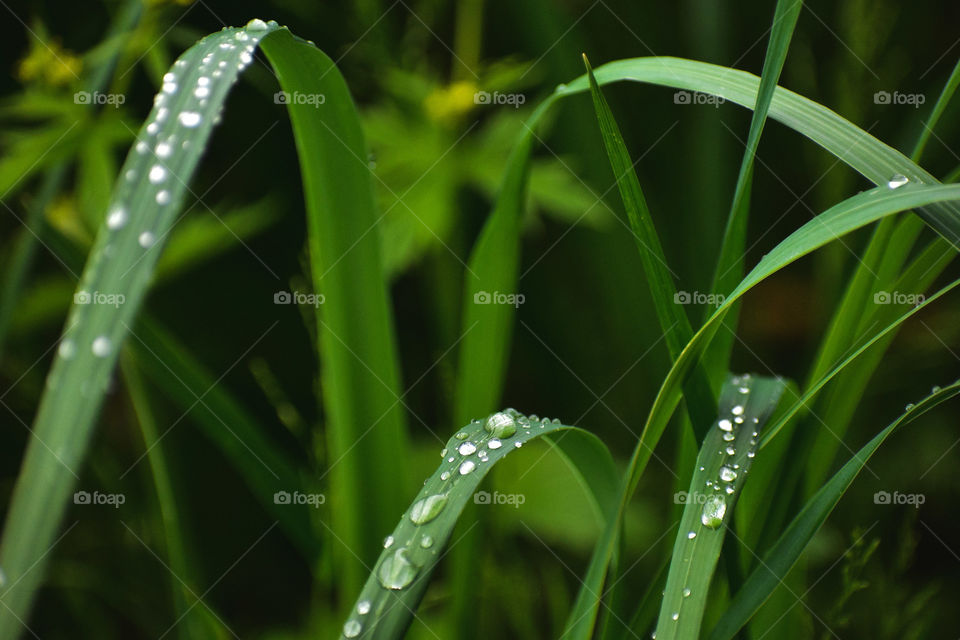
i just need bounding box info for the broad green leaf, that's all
[654,374,785,640]
[342,410,618,639]
[708,381,960,640]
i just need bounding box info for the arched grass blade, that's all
[708,381,960,640]
[654,374,785,640]
[0,21,283,634]
[342,410,618,640]
[555,57,960,249]
[259,28,412,595]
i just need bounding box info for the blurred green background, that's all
[1,0,960,637]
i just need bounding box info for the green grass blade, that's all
[911,57,960,161]
[561,182,960,640]
[0,22,285,633]
[654,374,785,640]
[707,381,960,640]
[705,0,802,376]
[582,54,716,432]
[342,410,618,639]
[259,28,412,596]
[555,57,960,249]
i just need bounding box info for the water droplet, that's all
[731,405,744,416]
[687,531,696,539]
[178,111,202,127]
[91,336,112,358]
[671,612,679,621]
[932,385,942,393]
[357,600,371,615]
[194,85,210,99]
[139,231,156,248]
[377,548,419,590]
[409,494,448,524]
[747,451,755,458]
[682,588,691,597]
[440,471,451,481]
[155,141,173,158]
[718,419,733,432]
[459,460,476,475]
[738,386,749,394]
[383,535,394,548]
[107,207,127,230]
[725,446,736,456]
[719,466,737,482]
[514,442,523,448]
[343,619,362,638]
[488,438,502,450]
[58,339,75,359]
[136,141,149,154]
[887,174,909,189]
[246,18,269,31]
[905,403,915,411]
[701,494,727,528]
[458,442,477,456]
[455,432,467,440]
[149,165,167,184]
[722,432,735,442]
[485,411,517,438]
[420,534,434,548]
[156,190,171,205]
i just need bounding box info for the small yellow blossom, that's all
[424,81,479,123]
[17,37,82,86]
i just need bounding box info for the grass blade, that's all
[342,410,618,639]
[0,22,285,633]
[654,374,785,640]
[707,381,960,640]
[705,0,803,375]
[259,28,412,595]
[582,53,716,432]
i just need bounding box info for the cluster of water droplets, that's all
[357,408,563,636]
[55,20,280,380]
